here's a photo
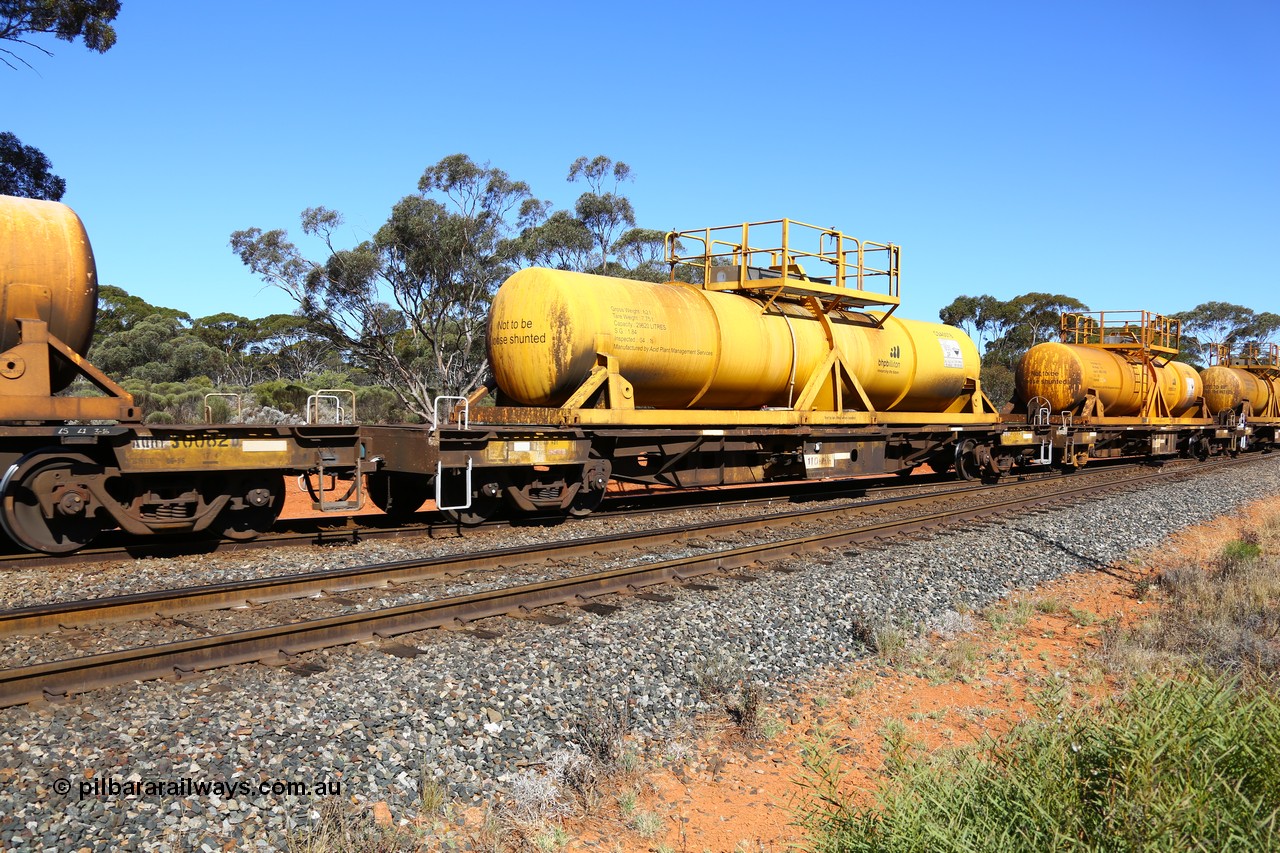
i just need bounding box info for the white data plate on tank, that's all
[939,338,964,369]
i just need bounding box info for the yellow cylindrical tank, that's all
[487,268,981,411]
[1200,365,1273,415]
[1016,342,1203,417]
[0,195,98,391]
[1162,359,1203,416]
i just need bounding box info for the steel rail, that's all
[0,456,1260,708]
[0,461,1169,637]
[1,454,1162,571]
[0,470,967,571]
[0,478,1012,637]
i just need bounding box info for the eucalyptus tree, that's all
[1174,302,1276,363]
[0,0,119,68]
[252,314,338,381]
[939,294,1019,356]
[231,154,530,419]
[514,203,595,271]
[0,131,65,199]
[91,312,224,385]
[1243,312,1280,352]
[567,155,635,273]
[1005,293,1089,350]
[611,227,672,281]
[516,156,665,281]
[2,1,121,197]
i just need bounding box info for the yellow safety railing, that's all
[1060,311,1180,355]
[1237,342,1280,366]
[1208,342,1232,366]
[665,218,900,309]
[1235,342,1280,376]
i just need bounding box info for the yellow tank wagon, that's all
[1013,311,1228,464]
[1198,344,1280,452]
[489,268,983,415]
[1201,345,1280,420]
[421,219,1021,522]
[484,219,993,426]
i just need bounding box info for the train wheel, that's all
[954,439,983,481]
[442,492,502,527]
[367,472,432,519]
[568,486,605,518]
[221,475,284,541]
[568,460,611,518]
[0,452,102,554]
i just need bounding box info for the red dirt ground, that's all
[549,497,1278,853]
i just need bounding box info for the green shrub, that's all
[1222,538,1263,566]
[354,385,414,424]
[251,379,313,414]
[796,674,1280,852]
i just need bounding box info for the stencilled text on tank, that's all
[1021,369,1072,388]
[609,305,711,357]
[492,317,547,346]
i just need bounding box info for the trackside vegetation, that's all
[796,515,1280,853]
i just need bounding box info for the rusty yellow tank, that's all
[0,195,98,391]
[1200,365,1273,415]
[487,267,981,411]
[1016,342,1202,417]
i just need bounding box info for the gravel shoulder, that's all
[1,456,1276,852]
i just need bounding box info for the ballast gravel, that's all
[0,479,960,611]
[1,457,1277,851]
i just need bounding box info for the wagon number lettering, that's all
[131,438,233,450]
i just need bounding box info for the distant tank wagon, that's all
[1015,313,1203,419]
[1011,311,1271,462]
[1200,351,1280,420]
[1197,343,1280,451]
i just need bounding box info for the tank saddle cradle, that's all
[0,313,137,423]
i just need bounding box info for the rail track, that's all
[0,467,1000,570]
[0,455,1263,707]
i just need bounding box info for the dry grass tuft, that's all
[286,799,420,853]
[1105,519,1280,686]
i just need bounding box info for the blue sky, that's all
[6,0,1277,327]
